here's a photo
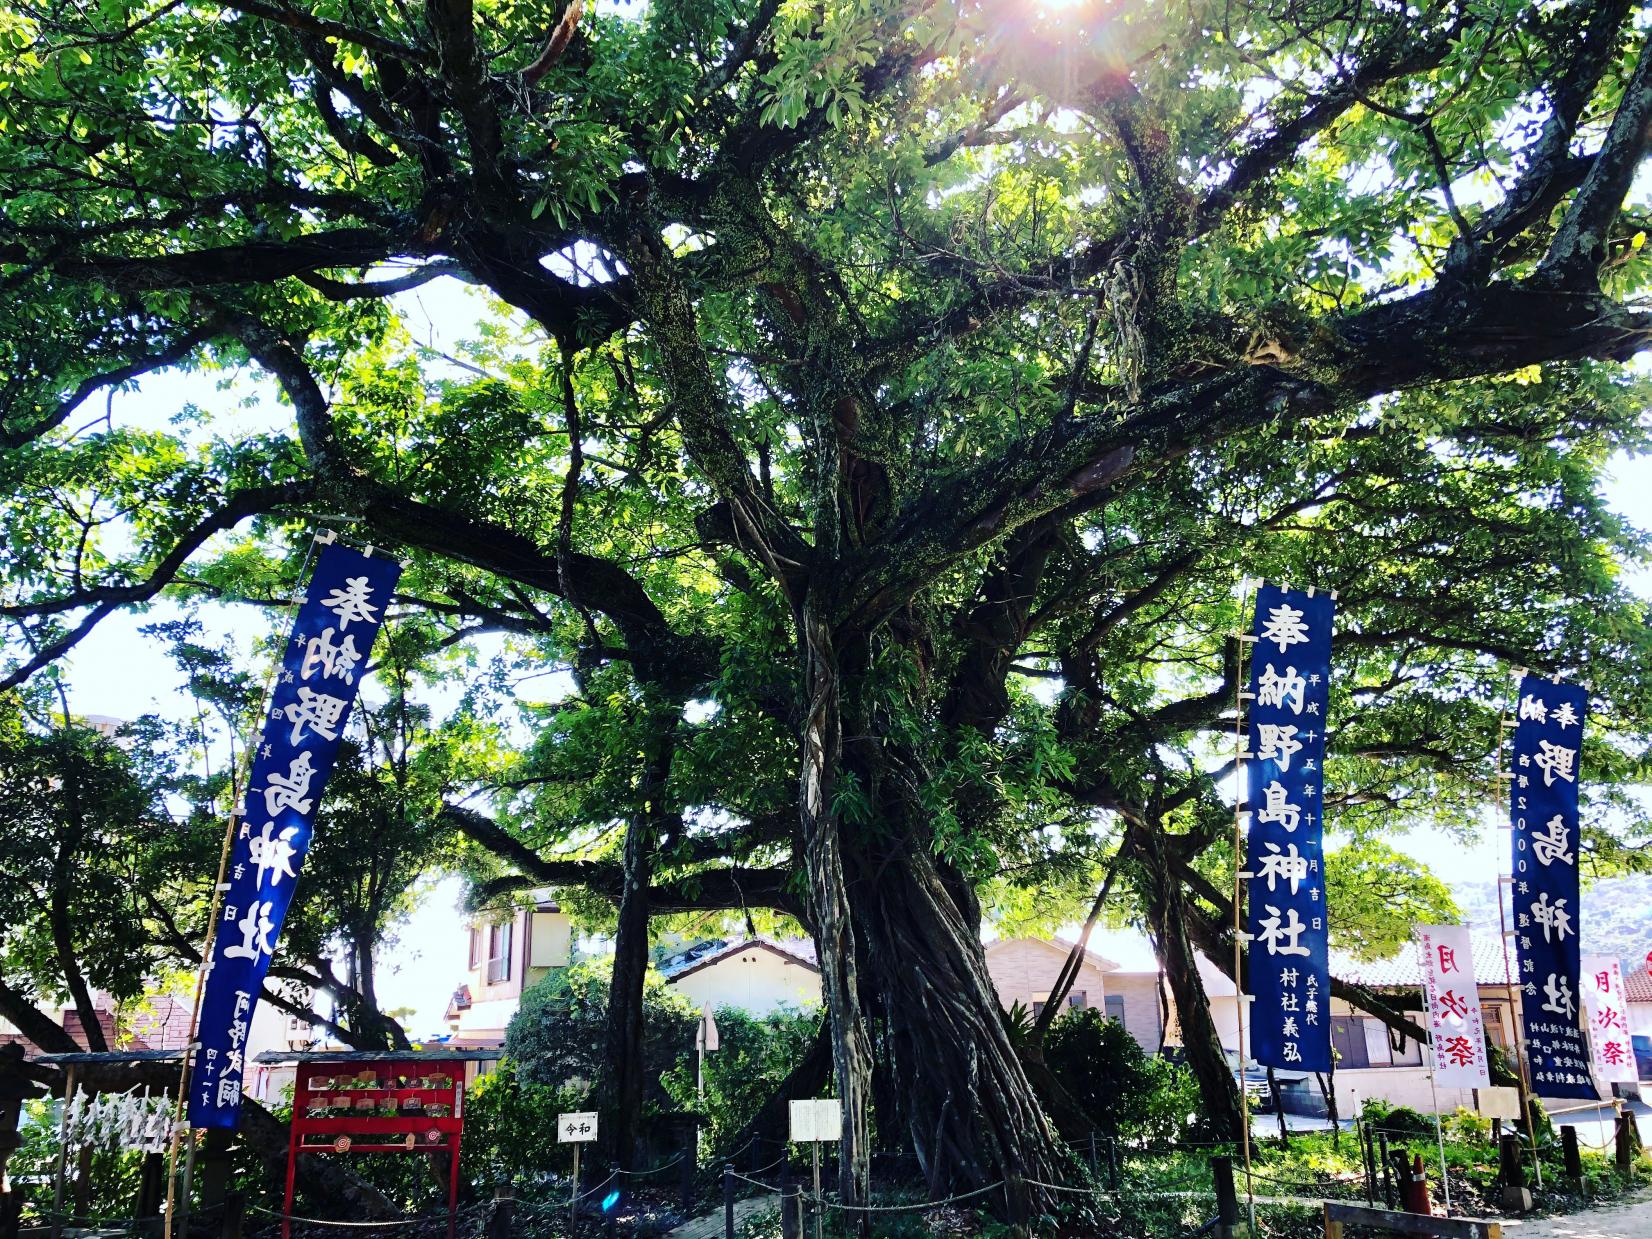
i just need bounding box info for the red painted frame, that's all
[283,1059,466,1239]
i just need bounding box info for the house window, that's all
[468,927,481,970]
[486,920,513,984]
[1067,991,1087,1009]
[1104,995,1126,1026]
[1331,1016,1369,1068]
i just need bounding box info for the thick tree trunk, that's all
[849,840,1068,1221]
[606,817,654,1171]
[797,608,873,1204]
[1137,835,1245,1142]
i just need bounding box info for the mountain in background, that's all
[1453,875,1652,966]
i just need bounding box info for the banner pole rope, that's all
[1230,576,1256,1233]
[161,531,328,1239]
[1492,666,1543,1191]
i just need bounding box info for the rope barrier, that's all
[808,1179,1008,1213]
[726,1170,783,1194]
[571,1170,620,1206]
[616,1151,686,1178]
[247,1209,436,1229]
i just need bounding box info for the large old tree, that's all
[5,0,1652,1220]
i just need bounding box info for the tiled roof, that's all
[1621,964,1652,1003]
[1332,932,1519,989]
[658,937,818,979]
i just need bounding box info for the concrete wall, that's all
[1104,972,1164,1052]
[671,947,821,1016]
[984,939,1112,1017]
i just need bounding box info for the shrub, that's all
[505,960,697,1094]
[1043,1008,1200,1143]
[661,1005,819,1147]
[461,1059,581,1190]
[1361,1099,1434,1142]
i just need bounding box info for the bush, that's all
[461,1059,583,1190]
[505,960,697,1094]
[1361,1098,1434,1141]
[661,1005,819,1147]
[1043,1008,1200,1143]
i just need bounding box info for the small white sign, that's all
[700,1004,720,1053]
[788,1098,842,1143]
[1477,1086,1521,1120]
[557,1111,599,1143]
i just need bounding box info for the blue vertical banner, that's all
[1243,584,1334,1072]
[1509,674,1592,1098]
[188,542,402,1129]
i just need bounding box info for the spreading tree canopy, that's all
[4,0,1652,1218]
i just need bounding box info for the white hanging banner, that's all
[1580,956,1636,1083]
[1417,925,1491,1088]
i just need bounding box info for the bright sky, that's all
[38,274,1652,1035]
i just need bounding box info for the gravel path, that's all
[1500,1189,1652,1238]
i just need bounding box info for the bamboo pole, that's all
[161,534,325,1239]
[1230,576,1257,1233]
[1492,667,1543,1190]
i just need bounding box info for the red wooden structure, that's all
[274,1052,493,1239]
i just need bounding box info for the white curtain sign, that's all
[1417,926,1491,1088]
[1580,956,1635,1083]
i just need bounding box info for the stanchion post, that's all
[781,1175,801,1239]
[722,1163,734,1239]
[1210,1156,1239,1239]
[1377,1132,1393,1209]
[486,1185,514,1239]
[220,1191,244,1239]
[679,1125,696,1214]
[777,1161,795,1239]
[1561,1126,1582,1188]
[1615,1107,1638,1177]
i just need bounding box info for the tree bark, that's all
[606,815,655,1171]
[849,838,1068,1220]
[797,607,873,1204]
[1136,832,1245,1141]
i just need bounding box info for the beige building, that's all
[444,896,573,1047]
[981,937,1164,1052]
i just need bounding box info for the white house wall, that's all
[671,949,821,1016]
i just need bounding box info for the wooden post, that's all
[1359,1120,1375,1205]
[137,1152,166,1236]
[1086,1131,1097,1172]
[780,1163,801,1239]
[1615,1109,1639,1177]
[220,1192,244,1239]
[569,1142,581,1236]
[1379,1133,1394,1209]
[1107,1136,1119,1190]
[50,1066,76,1239]
[1497,1134,1523,1188]
[723,1163,734,1239]
[1211,1156,1239,1239]
[1561,1126,1582,1187]
[486,1185,513,1239]
[679,1123,696,1214]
